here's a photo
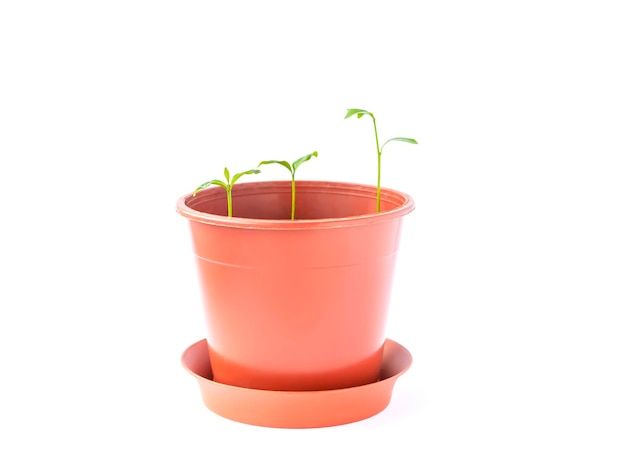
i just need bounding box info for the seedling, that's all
[345,108,418,212]
[193,167,261,217]
[258,151,318,220]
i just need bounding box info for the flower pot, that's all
[176,180,414,391]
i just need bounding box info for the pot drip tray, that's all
[181,338,412,428]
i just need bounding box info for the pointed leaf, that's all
[381,137,418,151]
[231,168,261,185]
[193,179,227,195]
[292,151,318,172]
[345,108,372,119]
[258,160,293,174]
[223,167,230,183]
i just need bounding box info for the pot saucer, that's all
[181,338,412,428]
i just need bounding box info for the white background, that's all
[1,0,625,473]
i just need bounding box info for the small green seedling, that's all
[193,167,261,217]
[345,108,418,212]
[258,151,318,220]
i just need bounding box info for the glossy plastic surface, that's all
[177,181,414,390]
[181,338,412,428]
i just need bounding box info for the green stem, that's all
[372,114,382,213]
[226,185,233,217]
[291,174,296,220]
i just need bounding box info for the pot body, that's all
[177,181,414,390]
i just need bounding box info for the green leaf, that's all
[292,151,318,172]
[231,168,261,185]
[223,167,230,183]
[381,137,418,151]
[258,160,293,174]
[193,179,227,195]
[345,108,372,119]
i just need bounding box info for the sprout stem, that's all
[226,185,233,217]
[291,174,296,220]
[371,114,382,213]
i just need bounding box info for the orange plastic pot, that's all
[176,181,414,391]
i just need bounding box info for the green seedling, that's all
[345,108,418,212]
[193,167,261,217]
[258,151,318,220]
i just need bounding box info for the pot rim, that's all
[176,180,415,230]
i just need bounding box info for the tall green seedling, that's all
[258,151,318,220]
[193,167,261,217]
[345,108,418,212]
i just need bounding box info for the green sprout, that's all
[193,167,261,217]
[258,151,318,220]
[345,108,418,212]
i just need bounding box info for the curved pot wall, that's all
[177,181,414,391]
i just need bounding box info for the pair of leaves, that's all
[193,149,318,197]
[258,151,318,176]
[345,108,418,149]
[345,108,374,120]
[193,167,260,195]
